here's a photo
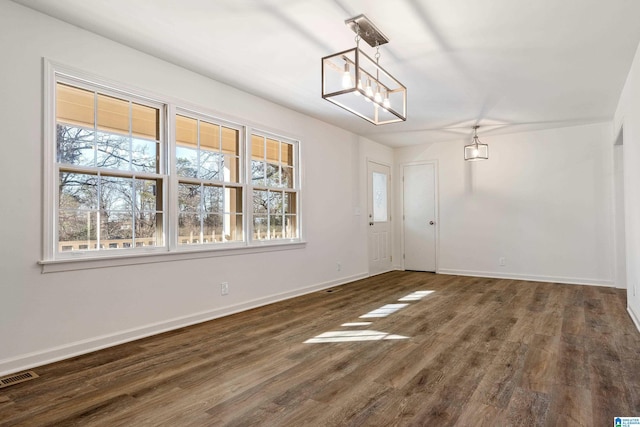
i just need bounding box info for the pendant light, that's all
[321,14,407,125]
[464,125,489,161]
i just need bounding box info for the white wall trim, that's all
[438,269,615,287]
[628,306,640,333]
[0,272,367,377]
[40,241,307,274]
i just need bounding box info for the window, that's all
[372,171,388,222]
[251,133,299,240]
[44,64,302,265]
[175,113,243,245]
[55,81,164,254]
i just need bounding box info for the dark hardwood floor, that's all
[1,271,639,426]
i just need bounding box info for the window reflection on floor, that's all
[341,322,372,327]
[304,290,435,344]
[359,304,408,318]
[304,330,408,343]
[398,290,434,301]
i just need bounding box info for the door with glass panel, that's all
[367,161,392,275]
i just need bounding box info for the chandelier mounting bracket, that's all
[345,14,389,48]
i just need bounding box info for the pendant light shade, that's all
[464,126,489,161]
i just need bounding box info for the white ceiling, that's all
[13,0,640,147]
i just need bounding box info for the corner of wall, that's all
[628,305,640,333]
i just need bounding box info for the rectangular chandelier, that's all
[321,15,407,125]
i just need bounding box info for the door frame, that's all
[613,125,627,289]
[366,158,393,276]
[400,160,440,272]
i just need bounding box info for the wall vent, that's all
[0,371,39,389]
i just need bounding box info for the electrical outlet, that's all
[337,262,342,271]
[499,257,506,266]
[221,282,229,296]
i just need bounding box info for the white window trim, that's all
[247,129,301,245]
[173,107,247,248]
[53,76,169,260]
[45,62,170,261]
[41,59,305,273]
[38,241,306,274]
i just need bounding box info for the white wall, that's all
[0,2,393,375]
[614,37,640,331]
[394,123,616,287]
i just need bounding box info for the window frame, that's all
[45,65,169,261]
[248,130,301,243]
[42,60,304,271]
[173,108,247,251]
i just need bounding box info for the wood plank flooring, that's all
[1,272,639,426]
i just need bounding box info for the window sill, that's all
[39,240,307,274]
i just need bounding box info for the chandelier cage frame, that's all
[321,14,407,125]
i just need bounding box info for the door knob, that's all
[369,222,374,226]
[429,220,435,225]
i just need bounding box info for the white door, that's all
[403,163,437,271]
[368,161,392,275]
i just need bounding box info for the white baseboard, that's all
[0,272,368,377]
[628,306,640,333]
[437,268,615,287]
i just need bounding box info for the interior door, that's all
[403,163,436,272]
[368,161,392,276]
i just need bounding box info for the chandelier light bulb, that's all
[342,72,352,89]
[365,78,374,98]
[383,94,391,109]
[355,79,363,96]
[342,64,352,89]
[374,86,382,103]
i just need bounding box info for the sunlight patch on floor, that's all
[398,290,435,301]
[304,288,436,344]
[304,330,408,343]
[359,304,408,318]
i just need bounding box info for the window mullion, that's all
[245,127,253,245]
[166,103,178,251]
[96,173,102,250]
[131,178,136,248]
[128,101,133,170]
[128,103,134,249]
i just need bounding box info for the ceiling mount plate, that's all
[345,14,389,48]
